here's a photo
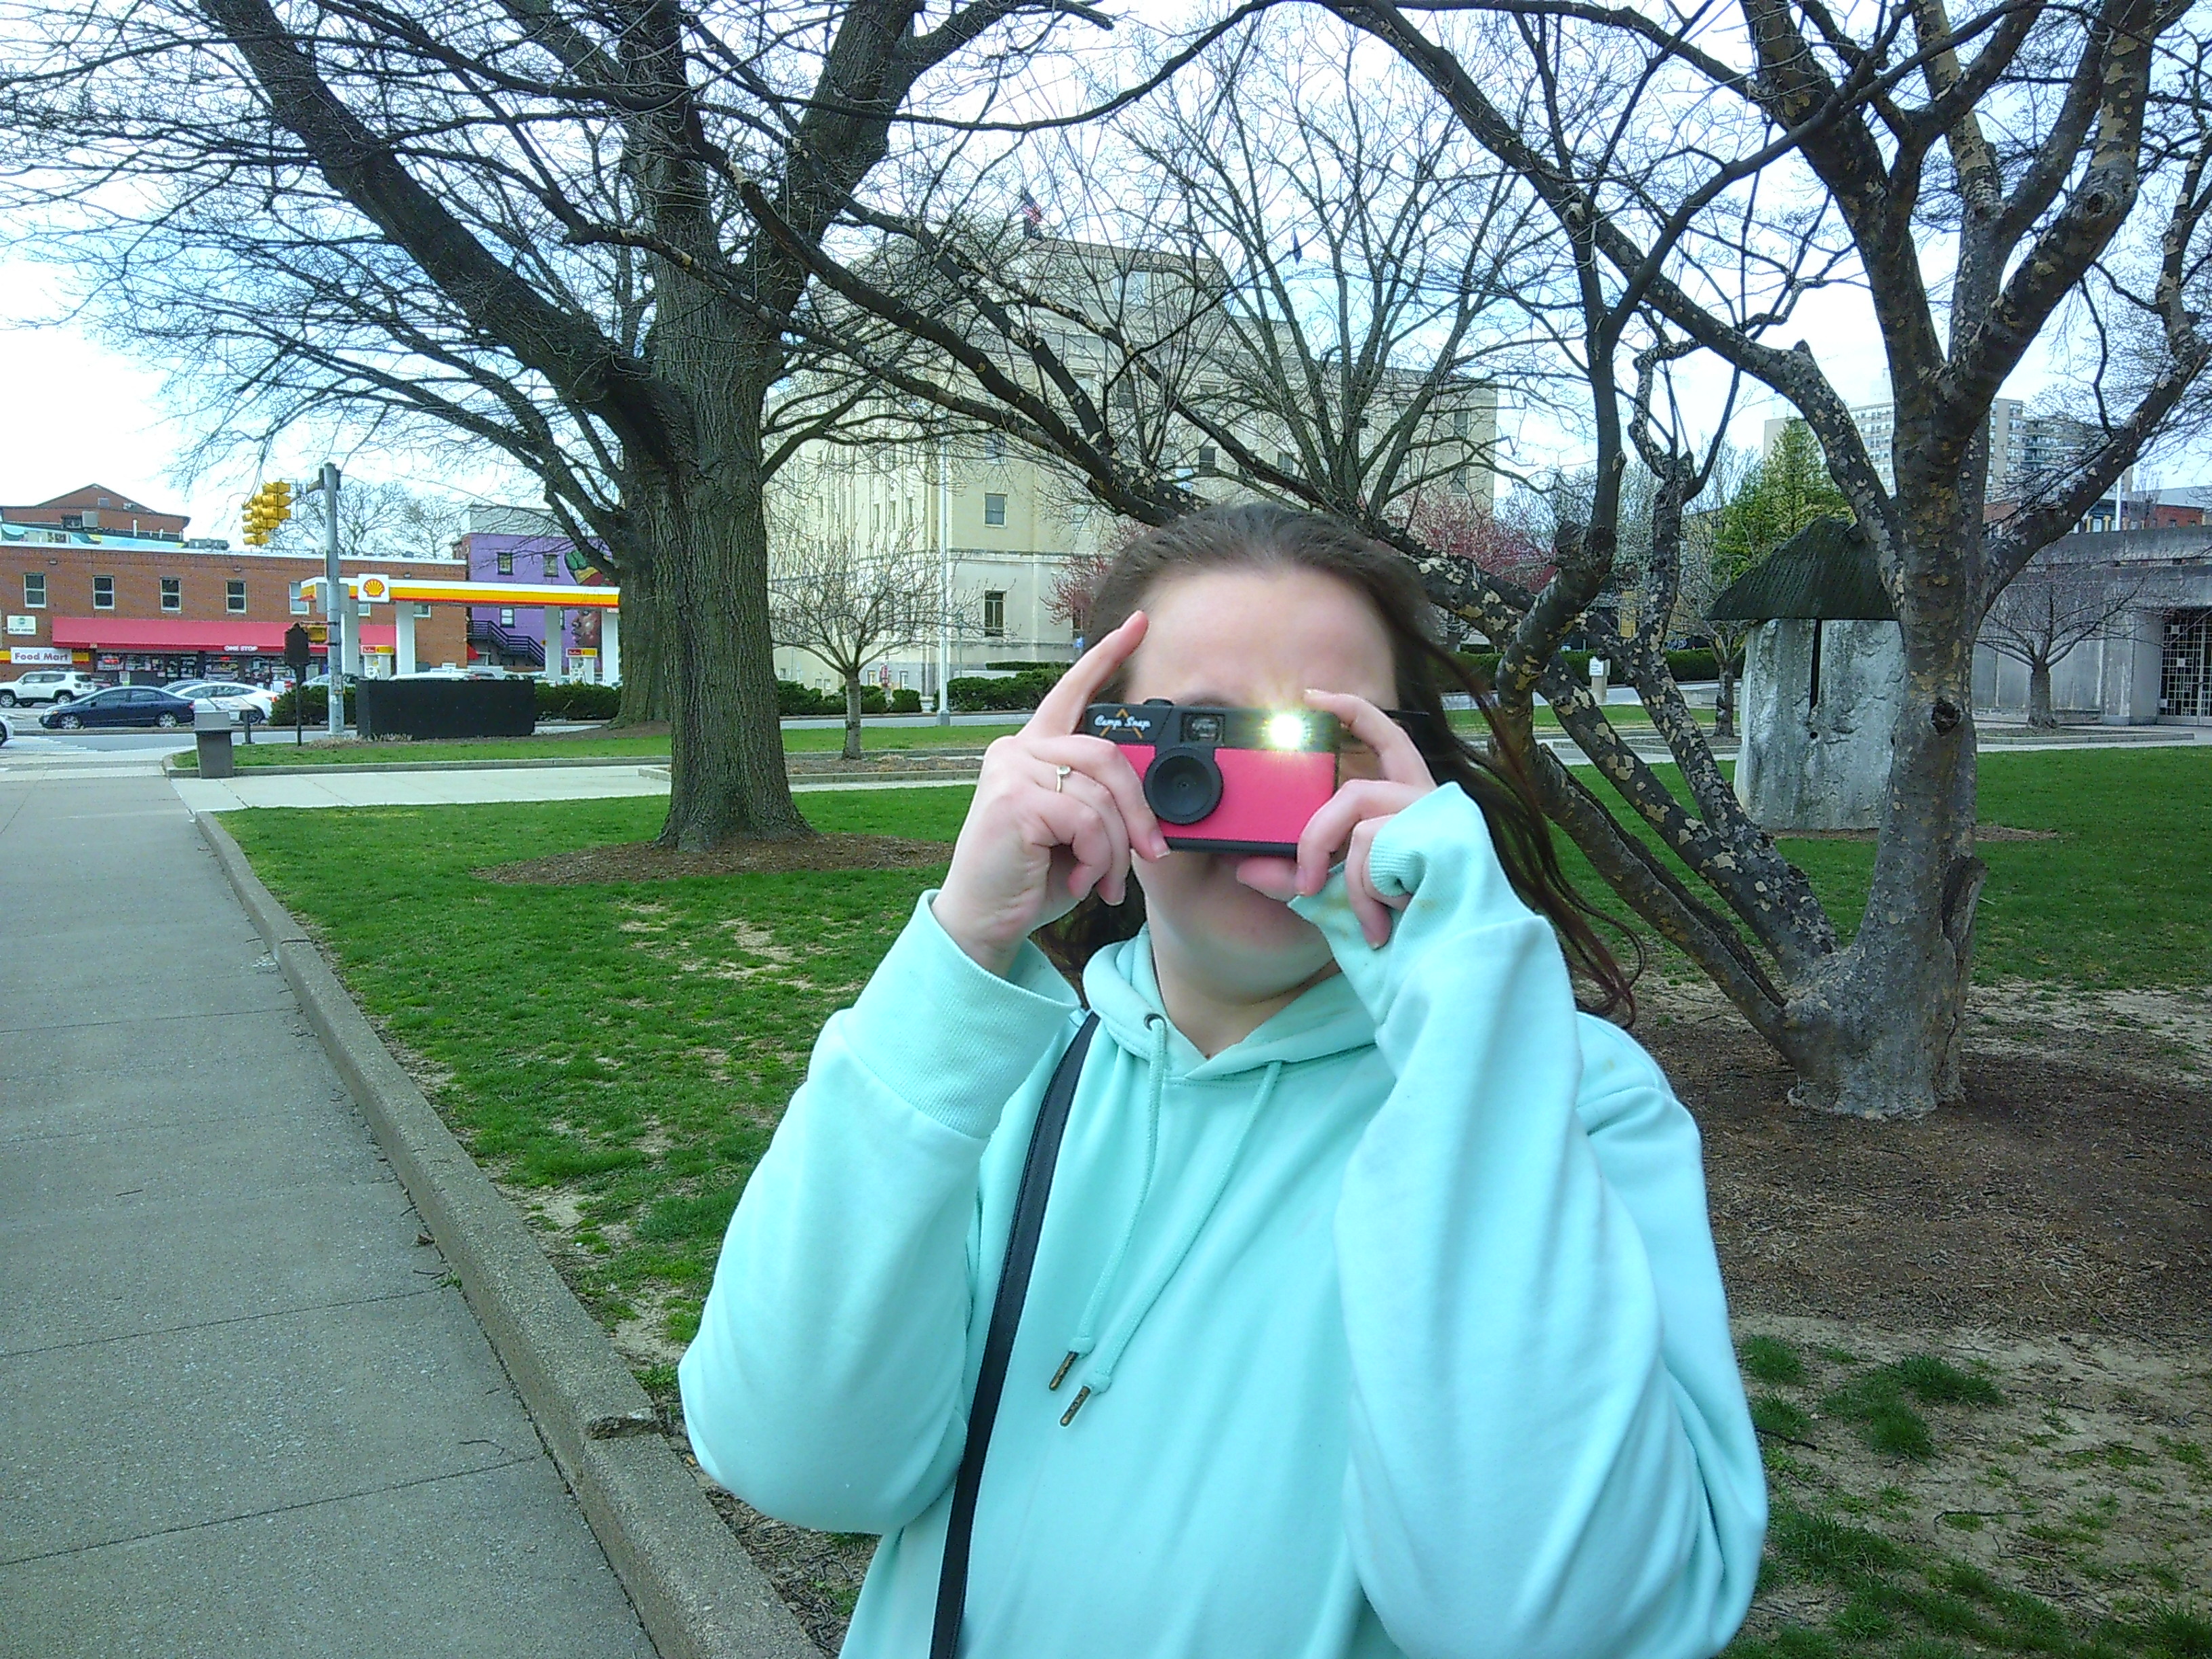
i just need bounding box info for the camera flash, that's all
[1263,712,1307,749]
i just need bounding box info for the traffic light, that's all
[240,480,296,546]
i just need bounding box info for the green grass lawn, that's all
[224,745,2209,1652]
[224,744,2210,1351]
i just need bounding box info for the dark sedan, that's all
[39,687,199,730]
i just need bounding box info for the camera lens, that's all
[1145,748,1223,825]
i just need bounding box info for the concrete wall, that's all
[1736,618,1904,832]
[1971,637,2106,716]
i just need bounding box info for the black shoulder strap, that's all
[930,1012,1101,1659]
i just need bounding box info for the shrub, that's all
[890,687,922,714]
[268,685,354,724]
[535,680,620,720]
[949,670,1058,712]
[777,679,837,716]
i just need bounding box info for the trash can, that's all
[194,708,239,779]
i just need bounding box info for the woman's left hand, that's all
[1237,690,1437,948]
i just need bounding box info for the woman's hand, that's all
[1238,690,1437,949]
[931,614,1171,975]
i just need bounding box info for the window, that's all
[94,575,115,610]
[1196,445,1217,475]
[160,577,182,612]
[227,579,247,614]
[542,553,559,578]
[983,590,1006,636]
[23,573,44,609]
[1452,409,1471,437]
[985,432,1006,462]
[62,514,83,529]
[289,581,310,615]
[499,607,515,626]
[1451,466,1471,496]
[983,493,1008,527]
[495,550,514,575]
[415,602,432,619]
[1276,450,1298,476]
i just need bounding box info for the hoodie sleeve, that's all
[676,891,1080,1534]
[1290,784,1765,1659]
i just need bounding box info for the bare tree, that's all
[1295,0,2212,1117]
[769,535,961,760]
[2,0,1104,848]
[1980,565,2146,728]
[272,480,467,565]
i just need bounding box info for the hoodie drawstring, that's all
[1052,1057,1283,1426]
[1048,1014,1169,1395]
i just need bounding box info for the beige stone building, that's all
[770,238,1499,702]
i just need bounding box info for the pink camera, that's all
[1085,701,1343,857]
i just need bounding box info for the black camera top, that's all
[1082,701,1342,753]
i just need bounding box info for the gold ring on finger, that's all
[1054,764,1071,792]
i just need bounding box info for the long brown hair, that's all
[1040,502,1639,1021]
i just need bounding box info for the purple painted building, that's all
[457,507,611,675]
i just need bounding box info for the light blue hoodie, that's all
[679,784,1766,1658]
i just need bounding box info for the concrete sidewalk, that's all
[170,764,984,813]
[0,770,659,1659]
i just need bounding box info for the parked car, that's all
[0,670,101,707]
[39,686,199,730]
[165,680,276,723]
[0,710,11,745]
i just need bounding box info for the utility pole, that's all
[297,464,346,735]
[935,436,951,726]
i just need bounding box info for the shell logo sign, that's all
[356,573,392,603]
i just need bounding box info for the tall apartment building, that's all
[771,236,1500,700]
[1765,398,2108,499]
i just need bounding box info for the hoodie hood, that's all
[1080,926,1377,1077]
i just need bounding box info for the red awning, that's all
[49,617,396,653]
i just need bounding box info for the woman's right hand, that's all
[932,613,1170,975]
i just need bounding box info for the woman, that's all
[680,505,1765,1658]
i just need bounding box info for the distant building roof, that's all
[1708,516,1895,622]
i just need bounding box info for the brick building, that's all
[0,484,192,540]
[1,523,466,686]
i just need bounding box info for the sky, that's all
[0,255,523,538]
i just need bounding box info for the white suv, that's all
[1,670,101,707]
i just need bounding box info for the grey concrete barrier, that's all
[194,811,822,1659]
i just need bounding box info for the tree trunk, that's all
[647,475,810,849]
[842,672,865,761]
[613,555,675,726]
[1715,661,1736,741]
[2026,659,2056,729]
[1772,550,1987,1118]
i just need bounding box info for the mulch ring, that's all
[1639,994,2212,1344]
[475,834,952,885]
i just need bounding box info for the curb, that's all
[195,812,823,1659]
